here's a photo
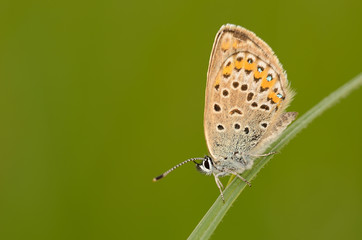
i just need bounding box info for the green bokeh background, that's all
[1,0,361,239]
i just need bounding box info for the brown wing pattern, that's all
[204,24,296,162]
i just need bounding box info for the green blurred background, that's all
[0,0,361,239]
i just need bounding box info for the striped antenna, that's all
[153,158,204,182]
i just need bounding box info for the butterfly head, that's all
[195,156,214,175]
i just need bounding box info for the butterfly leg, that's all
[249,151,277,157]
[227,170,252,187]
[213,173,225,203]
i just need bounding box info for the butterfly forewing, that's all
[204,24,296,162]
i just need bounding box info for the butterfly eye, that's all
[203,160,210,170]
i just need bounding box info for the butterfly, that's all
[153,24,297,202]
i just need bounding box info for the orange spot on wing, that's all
[254,67,267,79]
[268,92,281,104]
[223,62,233,76]
[221,38,231,51]
[234,57,244,70]
[261,76,276,89]
[214,77,221,87]
[232,39,240,49]
[244,61,255,71]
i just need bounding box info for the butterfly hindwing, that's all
[204,24,295,162]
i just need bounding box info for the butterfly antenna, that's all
[153,158,204,182]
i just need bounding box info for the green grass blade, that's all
[188,73,362,240]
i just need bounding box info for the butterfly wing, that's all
[204,24,296,162]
